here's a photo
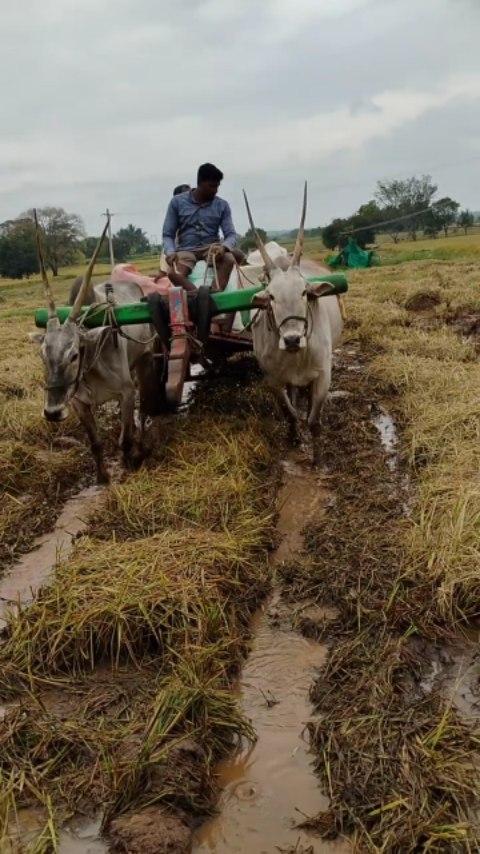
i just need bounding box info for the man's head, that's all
[173,184,190,196]
[196,163,223,201]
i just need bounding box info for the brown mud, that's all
[280,346,480,849]
[0,484,102,629]
[194,450,349,853]
[3,346,480,852]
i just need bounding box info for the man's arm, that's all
[162,198,179,256]
[219,201,237,250]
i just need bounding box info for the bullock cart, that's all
[34,272,348,411]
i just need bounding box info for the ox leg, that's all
[135,352,163,457]
[307,371,331,467]
[72,399,109,485]
[279,386,300,446]
[119,387,143,470]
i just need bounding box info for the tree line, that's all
[0,208,151,279]
[1,177,477,279]
[319,176,476,250]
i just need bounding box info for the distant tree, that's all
[322,218,348,250]
[113,224,150,261]
[23,207,85,276]
[375,205,405,243]
[348,200,382,247]
[0,218,39,279]
[83,236,107,260]
[430,197,460,237]
[422,209,441,238]
[458,209,475,235]
[375,175,438,240]
[240,227,268,253]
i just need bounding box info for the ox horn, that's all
[69,219,110,322]
[33,209,57,321]
[242,190,274,273]
[290,181,307,268]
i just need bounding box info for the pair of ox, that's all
[32,187,342,479]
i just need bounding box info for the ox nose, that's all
[284,333,301,351]
[44,407,68,422]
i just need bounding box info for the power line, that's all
[340,199,456,236]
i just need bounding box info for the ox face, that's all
[258,269,309,352]
[33,321,82,422]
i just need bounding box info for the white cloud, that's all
[0,0,479,231]
[2,74,477,194]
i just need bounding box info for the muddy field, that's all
[1,256,480,852]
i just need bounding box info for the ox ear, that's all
[251,290,271,309]
[29,331,45,345]
[305,281,335,299]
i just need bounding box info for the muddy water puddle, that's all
[421,635,480,721]
[372,407,397,467]
[0,485,102,629]
[194,451,349,853]
[8,809,106,854]
[59,816,106,853]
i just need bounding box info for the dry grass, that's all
[0,522,268,687]
[281,231,480,267]
[91,419,271,540]
[347,260,480,620]
[279,253,480,849]
[0,272,125,568]
[0,362,279,847]
[283,352,480,850]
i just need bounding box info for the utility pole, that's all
[103,208,115,271]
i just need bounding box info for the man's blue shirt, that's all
[162,191,237,254]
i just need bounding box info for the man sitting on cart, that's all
[162,163,244,293]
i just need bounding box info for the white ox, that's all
[31,217,156,484]
[244,185,343,463]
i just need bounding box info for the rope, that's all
[202,244,222,291]
[77,300,158,346]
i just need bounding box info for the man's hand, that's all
[210,244,226,259]
[165,252,177,267]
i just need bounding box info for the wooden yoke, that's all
[166,287,192,409]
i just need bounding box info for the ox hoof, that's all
[124,449,145,471]
[288,428,301,448]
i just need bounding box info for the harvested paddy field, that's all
[2,254,480,851]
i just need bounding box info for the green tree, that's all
[114,224,150,260]
[83,235,110,262]
[322,218,348,250]
[23,207,85,275]
[0,218,39,279]
[375,175,438,240]
[422,209,441,238]
[458,209,474,234]
[240,227,268,253]
[430,197,460,237]
[348,200,382,248]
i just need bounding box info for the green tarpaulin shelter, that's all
[327,237,379,269]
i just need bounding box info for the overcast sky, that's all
[1,0,479,239]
